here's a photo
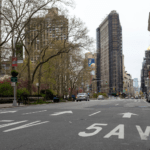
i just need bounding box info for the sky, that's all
[68,0,150,86]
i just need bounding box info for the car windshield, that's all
[78,93,86,95]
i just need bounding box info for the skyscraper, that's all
[0,0,2,74]
[141,47,150,93]
[96,10,123,94]
[133,78,138,87]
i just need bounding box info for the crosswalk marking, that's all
[0,120,28,128]
[0,120,14,122]
[0,111,17,114]
[134,100,141,103]
[3,121,49,132]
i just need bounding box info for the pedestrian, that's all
[18,99,20,106]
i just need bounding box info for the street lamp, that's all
[36,83,39,102]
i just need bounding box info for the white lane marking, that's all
[22,110,47,115]
[0,111,17,114]
[119,112,138,118]
[115,104,119,106]
[0,120,28,128]
[89,111,101,116]
[104,124,124,139]
[51,111,73,116]
[136,125,150,140]
[78,123,107,137]
[143,99,150,105]
[3,121,49,132]
[0,120,14,122]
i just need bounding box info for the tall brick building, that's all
[96,10,123,94]
[25,7,68,63]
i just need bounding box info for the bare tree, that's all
[0,0,74,92]
[17,14,93,94]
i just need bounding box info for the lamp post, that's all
[36,83,39,102]
[12,36,18,106]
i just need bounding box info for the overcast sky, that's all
[68,0,150,86]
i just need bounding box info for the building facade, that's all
[148,12,150,31]
[141,47,150,94]
[85,52,96,93]
[96,10,123,94]
[0,0,2,74]
[25,7,68,63]
[133,78,139,87]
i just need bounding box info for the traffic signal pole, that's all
[12,36,17,106]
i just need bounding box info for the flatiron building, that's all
[96,10,123,94]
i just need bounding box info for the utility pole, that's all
[12,35,17,106]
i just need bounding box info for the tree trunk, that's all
[39,64,42,93]
[28,55,32,95]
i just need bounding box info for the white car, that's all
[97,95,104,100]
[76,93,89,102]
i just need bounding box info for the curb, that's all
[0,100,74,109]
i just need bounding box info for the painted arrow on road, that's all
[119,112,138,118]
[0,111,17,114]
[51,111,73,116]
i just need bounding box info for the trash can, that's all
[53,96,59,103]
[72,95,75,101]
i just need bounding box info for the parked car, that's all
[131,97,134,99]
[97,95,104,100]
[147,95,150,102]
[125,97,128,99]
[76,93,89,102]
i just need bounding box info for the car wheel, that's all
[77,100,78,102]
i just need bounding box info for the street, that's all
[0,99,150,150]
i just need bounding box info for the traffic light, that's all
[106,81,107,84]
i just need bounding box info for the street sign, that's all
[12,57,17,67]
[11,77,17,82]
[11,82,15,86]
[36,83,39,87]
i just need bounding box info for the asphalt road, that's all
[0,98,150,150]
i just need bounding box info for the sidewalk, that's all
[0,103,25,109]
[0,100,71,109]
